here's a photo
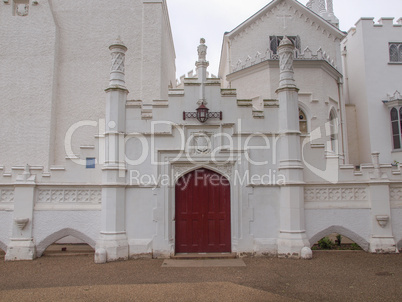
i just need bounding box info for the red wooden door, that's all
[175,169,231,253]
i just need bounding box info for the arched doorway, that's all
[175,168,231,253]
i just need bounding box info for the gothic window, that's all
[299,108,308,134]
[269,36,301,56]
[389,43,402,62]
[391,107,402,149]
[329,110,338,152]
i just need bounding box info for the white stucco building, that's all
[0,0,401,262]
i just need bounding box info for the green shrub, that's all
[350,243,361,250]
[336,234,342,246]
[318,237,333,249]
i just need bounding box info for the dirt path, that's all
[0,251,401,301]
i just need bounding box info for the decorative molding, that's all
[232,46,337,74]
[189,131,213,155]
[390,187,402,201]
[0,188,14,203]
[376,215,389,228]
[15,3,29,17]
[14,218,29,230]
[304,187,368,202]
[37,189,102,204]
[173,163,233,180]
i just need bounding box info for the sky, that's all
[166,0,402,79]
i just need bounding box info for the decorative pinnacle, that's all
[277,36,296,89]
[108,37,128,88]
[109,36,127,51]
[197,38,208,62]
[279,36,293,47]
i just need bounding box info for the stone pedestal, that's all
[368,153,398,253]
[5,166,36,261]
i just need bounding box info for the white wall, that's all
[343,18,402,164]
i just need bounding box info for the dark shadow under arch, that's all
[309,225,369,251]
[36,228,96,257]
[397,239,402,251]
[0,240,6,253]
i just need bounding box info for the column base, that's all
[96,232,129,262]
[277,232,310,259]
[5,239,36,261]
[369,237,399,253]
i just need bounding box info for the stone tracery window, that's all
[329,110,338,152]
[389,43,402,62]
[299,108,308,134]
[390,107,402,149]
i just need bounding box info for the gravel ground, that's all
[0,251,401,301]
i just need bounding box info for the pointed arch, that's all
[36,228,96,257]
[309,225,369,251]
[298,102,310,134]
[174,164,231,184]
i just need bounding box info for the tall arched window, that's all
[299,108,308,134]
[329,110,338,152]
[391,107,401,149]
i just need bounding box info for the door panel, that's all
[175,169,231,253]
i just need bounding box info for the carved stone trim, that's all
[15,3,29,16]
[390,187,402,201]
[0,188,15,203]
[37,189,102,204]
[15,218,29,230]
[304,187,368,202]
[376,215,389,228]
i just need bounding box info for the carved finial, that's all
[327,0,334,14]
[108,37,128,88]
[393,91,402,100]
[306,0,327,15]
[318,0,326,14]
[277,36,296,89]
[279,36,293,47]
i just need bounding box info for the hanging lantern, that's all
[183,103,222,123]
[196,103,209,123]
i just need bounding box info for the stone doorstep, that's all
[171,253,237,260]
[162,258,246,268]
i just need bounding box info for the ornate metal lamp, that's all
[183,102,222,123]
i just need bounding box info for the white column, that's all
[275,37,310,259]
[196,38,209,105]
[5,165,36,261]
[96,38,129,262]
